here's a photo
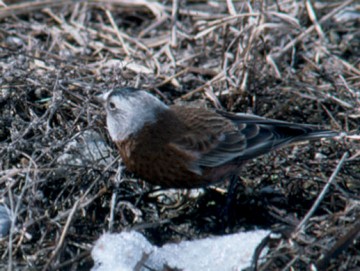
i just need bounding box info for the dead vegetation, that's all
[0,0,359,270]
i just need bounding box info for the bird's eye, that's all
[109,102,116,110]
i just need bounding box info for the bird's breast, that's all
[115,140,136,167]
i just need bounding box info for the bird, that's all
[96,87,338,189]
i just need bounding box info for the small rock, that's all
[0,205,11,238]
[57,130,113,167]
[315,153,327,160]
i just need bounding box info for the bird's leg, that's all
[221,174,241,228]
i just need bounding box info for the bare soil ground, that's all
[0,1,359,270]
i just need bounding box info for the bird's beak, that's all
[94,91,111,105]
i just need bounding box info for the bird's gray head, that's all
[97,88,168,141]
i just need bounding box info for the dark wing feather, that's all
[212,111,338,162]
[169,106,337,169]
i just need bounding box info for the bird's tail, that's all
[293,129,339,142]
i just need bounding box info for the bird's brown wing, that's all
[169,106,337,169]
[169,106,247,168]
